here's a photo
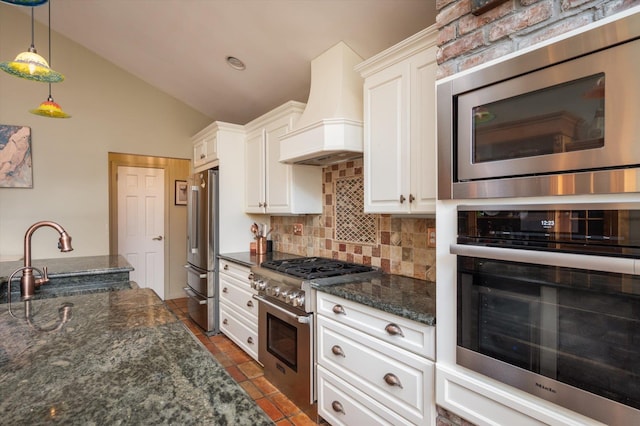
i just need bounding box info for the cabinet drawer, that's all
[219,302,259,361]
[317,366,414,426]
[316,292,435,359]
[220,275,258,321]
[318,315,433,425]
[219,260,252,283]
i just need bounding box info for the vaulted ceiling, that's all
[26,0,437,124]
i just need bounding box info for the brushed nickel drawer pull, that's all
[400,194,406,203]
[247,336,254,345]
[331,345,346,357]
[246,300,254,308]
[409,194,415,203]
[222,287,228,293]
[222,318,228,325]
[332,304,346,315]
[385,323,404,337]
[383,373,403,389]
[223,264,229,270]
[331,400,345,414]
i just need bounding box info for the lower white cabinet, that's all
[219,259,259,361]
[315,292,435,425]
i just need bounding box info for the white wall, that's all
[0,4,210,259]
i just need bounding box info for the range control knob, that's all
[252,279,266,291]
[266,286,280,297]
[286,291,299,304]
[279,290,289,300]
[292,294,305,308]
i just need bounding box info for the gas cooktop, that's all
[260,257,375,280]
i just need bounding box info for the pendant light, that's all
[0,5,63,83]
[0,1,48,5]
[30,0,69,118]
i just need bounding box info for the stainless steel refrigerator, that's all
[184,168,219,335]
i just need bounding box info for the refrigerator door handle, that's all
[188,184,199,254]
[184,264,207,279]
[183,287,207,304]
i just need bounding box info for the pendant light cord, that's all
[47,1,51,97]
[30,7,35,49]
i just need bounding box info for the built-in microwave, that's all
[437,11,640,200]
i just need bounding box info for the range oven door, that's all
[254,295,314,415]
[454,245,640,425]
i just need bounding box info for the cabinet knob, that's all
[409,194,415,203]
[263,202,267,208]
[385,323,405,337]
[223,264,229,270]
[247,336,254,345]
[222,287,228,293]
[332,304,346,315]
[222,318,228,325]
[331,345,346,357]
[200,154,205,159]
[331,401,345,414]
[247,300,254,308]
[248,273,254,281]
[383,373,403,389]
[399,194,406,203]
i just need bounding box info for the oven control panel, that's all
[251,275,308,311]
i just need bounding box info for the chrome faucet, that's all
[6,221,74,332]
[20,220,73,300]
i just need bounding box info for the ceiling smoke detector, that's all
[226,56,246,71]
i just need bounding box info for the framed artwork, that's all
[0,124,33,188]
[175,180,188,205]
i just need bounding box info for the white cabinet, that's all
[192,122,236,171]
[315,292,435,426]
[244,101,322,214]
[356,25,438,214]
[219,259,259,361]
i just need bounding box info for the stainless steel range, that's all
[251,257,376,418]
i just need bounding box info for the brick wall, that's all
[436,0,640,78]
[434,0,639,424]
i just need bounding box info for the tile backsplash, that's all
[270,159,436,281]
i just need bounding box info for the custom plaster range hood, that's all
[280,42,364,166]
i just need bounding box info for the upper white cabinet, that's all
[356,25,438,214]
[244,101,322,214]
[192,121,244,172]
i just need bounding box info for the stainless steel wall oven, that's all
[437,12,640,200]
[453,204,640,425]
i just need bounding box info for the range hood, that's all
[280,42,364,166]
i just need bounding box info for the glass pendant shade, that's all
[0,46,64,82]
[30,93,70,118]
[0,5,64,82]
[0,0,48,5]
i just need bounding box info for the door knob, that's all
[152,235,163,241]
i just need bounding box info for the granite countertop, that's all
[1,255,135,303]
[218,251,302,268]
[311,272,436,326]
[0,255,133,283]
[0,288,272,425]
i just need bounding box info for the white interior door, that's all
[117,166,165,299]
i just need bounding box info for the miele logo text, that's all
[535,382,557,394]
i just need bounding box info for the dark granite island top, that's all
[0,255,135,302]
[311,272,436,326]
[0,288,273,425]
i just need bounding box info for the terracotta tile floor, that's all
[165,298,323,426]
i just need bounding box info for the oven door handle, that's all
[252,294,311,324]
[450,243,638,275]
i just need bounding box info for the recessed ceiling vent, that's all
[279,41,364,166]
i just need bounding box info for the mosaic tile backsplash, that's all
[270,159,436,281]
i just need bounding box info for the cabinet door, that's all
[364,62,410,213]
[409,50,437,214]
[264,119,293,213]
[245,129,266,213]
[193,139,207,168]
